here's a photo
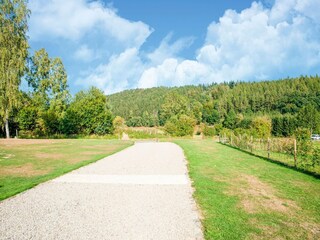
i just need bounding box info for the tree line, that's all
[109,76,320,137]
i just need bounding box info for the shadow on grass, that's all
[218,142,320,179]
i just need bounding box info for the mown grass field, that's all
[175,139,320,240]
[0,139,133,201]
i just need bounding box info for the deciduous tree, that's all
[0,0,29,138]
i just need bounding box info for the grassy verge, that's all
[0,139,133,201]
[174,139,320,240]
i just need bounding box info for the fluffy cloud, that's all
[29,0,152,48]
[138,0,320,88]
[30,0,320,93]
[77,48,145,94]
[147,33,194,65]
[74,45,95,62]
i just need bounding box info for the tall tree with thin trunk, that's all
[0,0,29,138]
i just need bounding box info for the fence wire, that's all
[219,133,320,175]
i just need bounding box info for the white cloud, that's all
[147,33,194,65]
[137,0,320,89]
[74,45,95,62]
[30,0,320,93]
[28,0,152,48]
[138,59,209,88]
[76,48,144,94]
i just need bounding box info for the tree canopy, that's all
[0,0,29,138]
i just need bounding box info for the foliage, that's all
[17,105,37,131]
[108,76,320,138]
[201,123,216,137]
[22,48,70,135]
[294,128,313,166]
[223,109,237,129]
[0,0,29,138]
[272,115,297,137]
[126,128,167,139]
[65,87,114,135]
[297,104,320,134]
[294,127,311,142]
[164,115,196,136]
[113,116,126,134]
[214,123,223,135]
[251,116,272,139]
[160,92,190,124]
[202,101,220,125]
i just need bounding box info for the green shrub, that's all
[202,124,216,137]
[294,128,313,156]
[251,116,271,139]
[126,130,166,139]
[214,123,223,135]
[165,115,196,136]
[312,147,320,167]
[294,127,311,141]
[17,106,38,131]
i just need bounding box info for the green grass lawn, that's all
[0,139,133,201]
[175,139,320,240]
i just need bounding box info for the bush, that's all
[223,110,237,129]
[93,113,114,135]
[165,115,196,136]
[294,127,311,141]
[234,127,252,137]
[113,116,126,135]
[312,147,320,167]
[64,87,114,135]
[126,130,166,139]
[214,123,223,135]
[294,128,313,157]
[202,124,216,137]
[17,106,38,131]
[251,116,271,139]
[237,118,252,129]
[272,115,297,137]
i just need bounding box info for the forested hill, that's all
[108,76,320,132]
[108,85,207,121]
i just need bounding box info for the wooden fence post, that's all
[294,139,297,167]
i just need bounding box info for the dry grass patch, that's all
[34,153,66,160]
[0,139,133,201]
[226,174,299,214]
[300,222,320,239]
[0,139,65,146]
[0,163,50,177]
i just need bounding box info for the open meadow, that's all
[0,139,132,200]
[175,139,320,240]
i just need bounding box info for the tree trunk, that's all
[5,110,10,139]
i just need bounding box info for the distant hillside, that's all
[108,85,208,120]
[108,76,320,132]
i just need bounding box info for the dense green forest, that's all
[109,76,320,136]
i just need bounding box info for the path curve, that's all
[0,142,203,240]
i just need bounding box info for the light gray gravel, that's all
[0,142,203,240]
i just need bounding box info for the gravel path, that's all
[0,142,203,240]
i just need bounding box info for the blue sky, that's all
[28,0,320,94]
